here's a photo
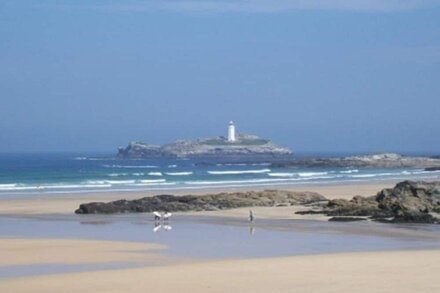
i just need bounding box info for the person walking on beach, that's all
[249,210,255,223]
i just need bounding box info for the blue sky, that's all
[1,1,440,154]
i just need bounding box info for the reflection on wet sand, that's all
[153,222,173,233]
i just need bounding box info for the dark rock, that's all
[75,190,326,214]
[376,181,440,215]
[325,196,385,217]
[272,153,440,169]
[390,213,438,224]
[328,217,367,222]
[295,210,326,215]
[298,181,440,224]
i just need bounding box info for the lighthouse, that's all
[227,121,236,142]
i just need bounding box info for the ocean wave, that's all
[340,169,359,174]
[139,179,166,184]
[268,172,296,177]
[108,173,129,177]
[0,183,112,191]
[108,172,145,177]
[298,172,328,177]
[132,172,145,176]
[74,157,116,161]
[184,178,291,185]
[165,172,193,176]
[215,163,271,166]
[130,182,176,187]
[73,157,88,160]
[207,169,271,175]
[408,170,440,175]
[148,172,163,176]
[350,173,395,178]
[103,164,158,169]
[184,176,336,186]
[88,180,136,185]
[168,165,178,168]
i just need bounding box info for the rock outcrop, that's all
[298,181,440,223]
[117,134,292,161]
[75,180,440,224]
[272,153,440,169]
[75,190,326,214]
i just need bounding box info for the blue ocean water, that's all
[0,153,440,195]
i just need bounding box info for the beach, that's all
[1,181,440,292]
[1,249,439,292]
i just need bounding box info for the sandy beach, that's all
[2,181,440,292]
[1,249,439,293]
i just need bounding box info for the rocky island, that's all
[271,153,440,169]
[117,121,293,161]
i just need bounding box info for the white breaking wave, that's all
[184,175,337,186]
[139,179,166,184]
[165,172,193,176]
[168,165,178,168]
[268,172,296,177]
[108,173,129,177]
[0,183,112,191]
[88,180,136,185]
[132,182,176,187]
[132,172,145,176]
[73,157,88,160]
[148,172,163,176]
[340,169,359,174]
[350,173,395,178]
[103,164,158,169]
[109,172,144,177]
[298,172,328,177]
[207,169,271,175]
[185,178,292,185]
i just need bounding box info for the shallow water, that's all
[1,214,440,278]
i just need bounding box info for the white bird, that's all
[163,212,172,221]
[153,211,162,221]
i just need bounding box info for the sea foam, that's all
[165,172,193,176]
[207,169,271,175]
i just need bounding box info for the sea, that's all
[1,153,440,196]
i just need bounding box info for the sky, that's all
[1,0,440,154]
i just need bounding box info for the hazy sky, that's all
[1,1,440,154]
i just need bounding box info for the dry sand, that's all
[1,249,439,293]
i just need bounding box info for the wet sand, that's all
[1,249,440,293]
[0,238,164,267]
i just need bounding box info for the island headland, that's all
[117,121,293,162]
[271,153,440,169]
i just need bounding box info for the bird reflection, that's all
[153,222,173,233]
[152,211,173,233]
[249,226,256,236]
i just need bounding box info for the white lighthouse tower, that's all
[227,121,236,142]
